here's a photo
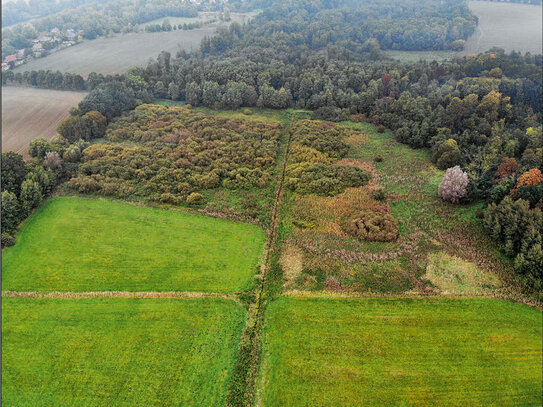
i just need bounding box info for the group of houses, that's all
[2,27,83,71]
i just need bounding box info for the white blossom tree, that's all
[438,166,469,203]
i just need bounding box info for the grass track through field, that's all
[2,290,239,302]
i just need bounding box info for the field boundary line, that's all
[280,290,543,309]
[2,290,240,302]
[226,112,295,407]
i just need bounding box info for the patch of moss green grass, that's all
[2,197,265,292]
[260,297,542,407]
[2,297,245,406]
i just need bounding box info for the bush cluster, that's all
[285,120,370,196]
[344,211,399,242]
[285,162,369,196]
[69,105,282,204]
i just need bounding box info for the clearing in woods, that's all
[1,297,245,406]
[258,297,543,407]
[462,1,543,55]
[1,197,266,293]
[1,87,86,158]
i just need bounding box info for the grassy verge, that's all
[2,197,265,293]
[2,297,245,407]
[259,297,543,406]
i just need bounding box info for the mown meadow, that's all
[2,197,265,293]
[258,297,543,407]
[2,297,245,406]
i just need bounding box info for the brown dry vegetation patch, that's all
[290,159,389,239]
[279,244,304,289]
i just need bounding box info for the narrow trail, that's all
[2,290,239,302]
[225,113,295,407]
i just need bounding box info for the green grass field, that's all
[259,297,542,406]
[2,297,245,406]
[383,50,457,63]
[1,197,265,292]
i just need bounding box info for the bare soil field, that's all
[12,12,257,77]
[462,1,542,55]
[2,87,85,158]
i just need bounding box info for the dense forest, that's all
[2,0,542,287]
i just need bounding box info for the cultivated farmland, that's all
[1,197,266,293]
[462,1,543,55]
[259,297,543,407]
[2,297,245,406]
[12,12,256,77]
[1,87,85,158]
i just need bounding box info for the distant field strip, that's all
[2,297,245,406]
[1,197,265,293]
[259,297,543,407]
[1,87,86,158]
[12,12,254,76]
[463,1,542,55]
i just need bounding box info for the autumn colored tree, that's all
[512,168,543,194]
[494,157,520,183]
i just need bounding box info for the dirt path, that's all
[2,290,238,302]
[225,113,295,407]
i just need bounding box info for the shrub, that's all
[372,188,387,201]
[350,114,366,122]
[20,179,43,214]
[312,106,343,122]
[44,151,63,170]
[286,163,369,196]
[344,211,399,242]
[1,190,20,232]
[438,166,469,203]
[29,138,51,159]
[186,192,207,205]
[1,233,15,248]
[433,138,461,170]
